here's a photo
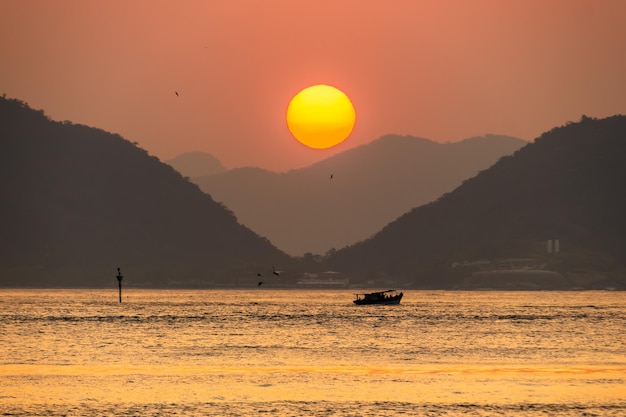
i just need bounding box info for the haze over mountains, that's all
[1,96,624,289]
[173,135,527,256]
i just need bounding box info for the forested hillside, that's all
[327,115,626,288]
[0,97,290,287]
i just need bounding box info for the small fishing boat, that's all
[353,289,403,305]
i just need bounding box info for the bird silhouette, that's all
[258,281,264,286]
[330,174,334,180]
[272,266,280,277]
[175,91,179,97]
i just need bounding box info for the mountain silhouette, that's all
[165,151,227,178]
[0,97,290,287]
[4,95,621,290]
[326,115,626,289]
[191,134,527,256]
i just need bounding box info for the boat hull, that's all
[353,291,403,305]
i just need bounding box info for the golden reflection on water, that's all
[1,289,625,413]
[4,364,623,375]
[2,363,625,404]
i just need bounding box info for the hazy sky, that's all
[2,0,625,171]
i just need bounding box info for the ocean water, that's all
[1,289,624,416]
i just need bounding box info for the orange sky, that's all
[2,0,625,171]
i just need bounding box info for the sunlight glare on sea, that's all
[1,289,624,416]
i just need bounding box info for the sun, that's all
[286,84,356,149]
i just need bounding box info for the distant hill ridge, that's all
[0,97,290,287]
[192,133,527,255]
[165,151,227,178]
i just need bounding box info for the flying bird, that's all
[330,174,334,180]
[272,267,280,277]
[175,91,179,97]
[258,281,264,286]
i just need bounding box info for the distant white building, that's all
[547,239,560,254]
[297,271,349,287]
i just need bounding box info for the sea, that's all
[1,289,624,416]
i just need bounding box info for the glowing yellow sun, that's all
[286,84,356,149]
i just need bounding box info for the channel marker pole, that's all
[116,267,124,303]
